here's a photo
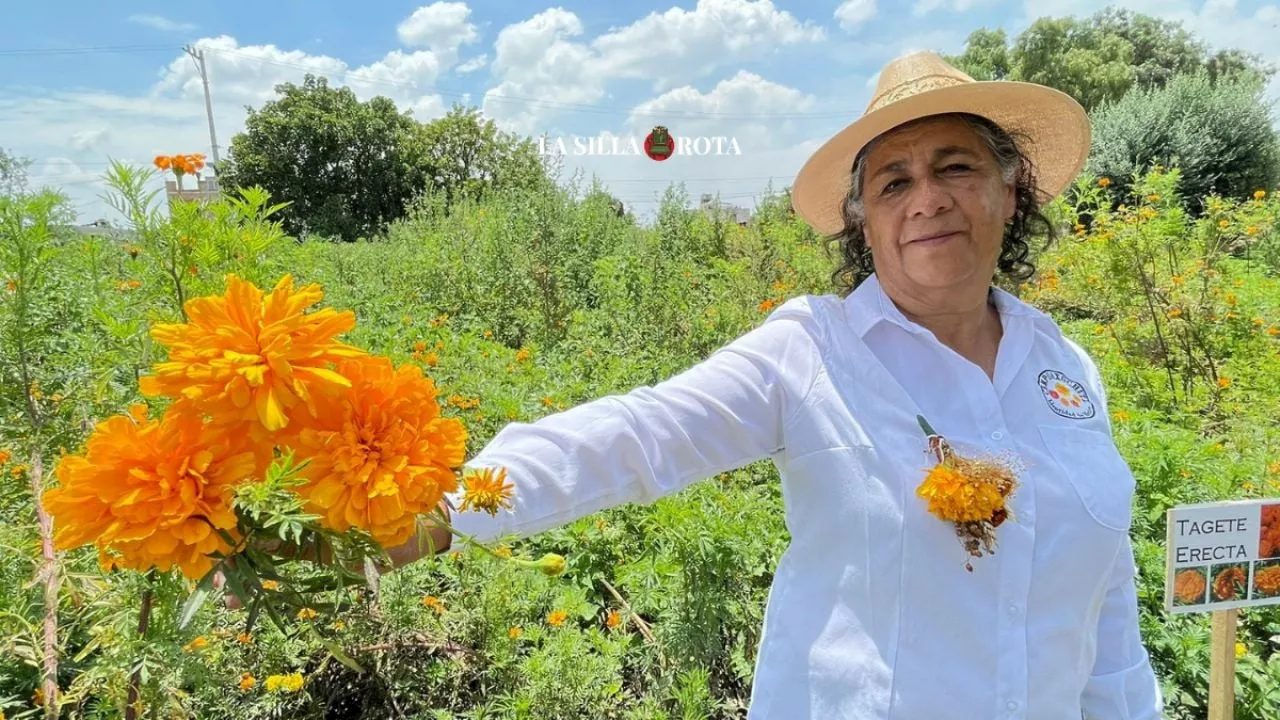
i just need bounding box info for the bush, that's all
[1088,71,1280,213]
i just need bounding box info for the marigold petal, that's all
[255,387,288,431]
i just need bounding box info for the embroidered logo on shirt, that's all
[1037,370,1095,419]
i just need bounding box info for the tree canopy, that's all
[947,8,1275,111]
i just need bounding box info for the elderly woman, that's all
[402,51,1164,719]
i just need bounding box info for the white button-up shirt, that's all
[448,273,1164,719]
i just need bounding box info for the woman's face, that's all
[858,115,1017,296]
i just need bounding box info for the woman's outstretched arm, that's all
[398,299,826,563]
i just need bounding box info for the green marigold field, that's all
[2,164,1280,719]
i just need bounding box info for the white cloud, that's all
[128,14,197,32]
[149,35,450,119]
[592,0,824,85]
[835,0,877,31]
[456,54,488,73]
[483,0,825,134]
[626,70,816,143]
[396,2,481,67]
[69,129,110,152]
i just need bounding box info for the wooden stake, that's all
[1208,608,1238,720]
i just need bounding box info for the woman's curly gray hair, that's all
[826,112,1056,297]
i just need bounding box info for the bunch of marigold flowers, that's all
[42,273,548,632]
[914,415,1021,572]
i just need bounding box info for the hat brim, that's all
[791,81,1091,236]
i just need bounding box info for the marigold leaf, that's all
[917,415,938,437]
[178,568,218,631]
[317,634,365,674]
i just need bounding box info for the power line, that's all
[0,42,856,120]
[0,43,181,57]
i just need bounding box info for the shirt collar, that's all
[842,272,1055,338]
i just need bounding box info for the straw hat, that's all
[791,51,1091,236]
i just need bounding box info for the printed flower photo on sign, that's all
[1252,559,1280,599]
[1259,503,1280,559]
[1210,562,1248,602]
[1172,567,1208,606]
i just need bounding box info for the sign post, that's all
[1165,499,1280,720]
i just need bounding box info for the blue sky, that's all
[2,0,1277,223]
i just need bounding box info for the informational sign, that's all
[1165,499,1280,613]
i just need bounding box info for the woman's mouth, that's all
[909,231,960,246]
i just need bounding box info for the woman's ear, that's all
[1003,181,1017,222]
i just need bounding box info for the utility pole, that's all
[184,45,220,175]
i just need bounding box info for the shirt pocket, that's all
[1036,424,1136,533]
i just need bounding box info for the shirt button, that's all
[991,431,1004,440]
[1007,604,1019,615]
[1007,700,1019,711]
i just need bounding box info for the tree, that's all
[1010,17,1135,111]
[221,77,549,241]
[0,147,31,197]
[948,28,1011,80]
[219,75,433,241]
[1087,7,1204,88]
[406,105,549,207]
[947,9,1275,111]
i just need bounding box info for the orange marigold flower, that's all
[915,463,1007,524]
[606,610,621,629]
[547,609,567,627]
[41,404,270,579]
[508,626,522,639]
[154,155,172,171]
[285,356,467,547]
[422,595,445,613]
[261,579,280,591]
[183,636,209,652]
[296,607,318,621]
[238,673,256,691]
[139,274,365,434]
[1098,177,1111,187]
[0,449,9,465]
[458,466,514,516]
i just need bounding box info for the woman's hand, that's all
[219,502,454,610]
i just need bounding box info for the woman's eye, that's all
[881,179,906,194]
